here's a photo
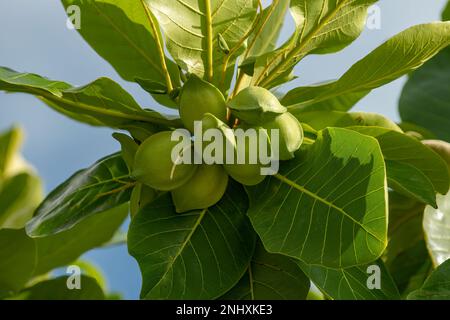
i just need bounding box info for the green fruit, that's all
[172,164,229,213]
[423,140,450,168]
[349,112,402,132]
[229,86,287,124]
[200,113,237,165]
[261,112,303,160]
[179,75,227,132]
[224,128,270,186]
[132,131,197,191]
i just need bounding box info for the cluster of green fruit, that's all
[132,76,303,213]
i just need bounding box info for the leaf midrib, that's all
[274,173,384,243]
[26,87,178,127]
[145,208,208,298]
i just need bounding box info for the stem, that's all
[230,72,246,99]
[140,0,174,92]
[205,0,214,82]
[248,263,255,300]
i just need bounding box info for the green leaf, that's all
[398,122,437,140]
[0,66,70,97]
[247,0,290,57]
[0,229,36,295]
[128,181,256,299]
[423,192,450,267]
[0,126,23,177]
[295,111,402,132]
[282,81,370,112]
[33,204,128,275]
[11,276,104,300]
[235,0,291,89]
[253,0,376,88]
[444,1,450,21]
[408,259,450,300]
[247,128,388,268]
[388,240,432,297]
[146,0,258,86]
[0,67,179,128]
[74,260,108,293]
[384,192,431,296]
[135,78,178,109]
[26,153,133,237]
[399,47,450,142]
[0,173,43,229]
[130,183,158,218]
[350,127,450,195]
[62,0,180,107]
[283,22,450,111]
[386,161,437,208]
[387,192,425,255]
[220,241,310,300]
[112,133,139,171]
[0,127,43,230]
[297,259,400,300]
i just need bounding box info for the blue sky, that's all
[0,0,448,299]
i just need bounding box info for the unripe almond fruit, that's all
[132,131,197,191]
[179,75,227,132]
[223,128,270,186]
[261,112,304,160]
[229,86,287,124]
[171,164,229,213]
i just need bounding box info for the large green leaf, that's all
[247,128,387,268]
[0,67,179,128]
[388,240,432,297]
[282,22,450,111]
[26,153,133,237]
[62,0,180,107]
[386,192,425,261]
[252,0,376,88]
[384,192,431,296]
[128,182,256,300]
[0,173,43,229]
[220,242,310,300]
[350,127,450,196]
[297,259,400,300]
[0,229,36,295]
[385,161,437,208]
[399,47,450,142]
[11,276,104,300]
[146,0,258,86]
[33,204,128,275]
[408,259,450,300]
[423,192,450,267]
